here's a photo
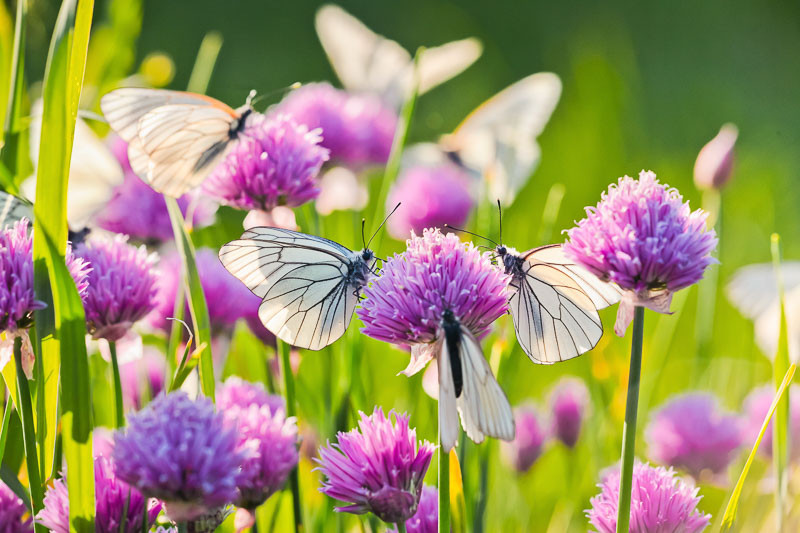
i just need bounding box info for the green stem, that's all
[278,339,303,532]
[770,233,789,532]
[616,306,645,533]
[438,432,450,533]
[473,444,490,533]
[108,341,125,428]
[694,190,721,373]
[14,337,45,532]
[396,521,407,533]
[0,394,12,466]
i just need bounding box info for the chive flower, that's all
[693,124,737,191]
[741,384,800,461]
[316,408,434,524]
[564,170,718,335]
[397,485,438,533]
[0,479,33,533]
[548,377,590,448]
[501,403,548,472]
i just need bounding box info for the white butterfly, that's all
[496,243,622,364]
[24,100,124,230]
[100,88,256,198]
[727,262,800,363]
[218,227,376,350]
[315,4,482,108]
[436,310,515,451]
[0,191,33,229]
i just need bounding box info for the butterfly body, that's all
[442,309,465,398]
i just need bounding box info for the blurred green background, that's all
[6,0,800,531]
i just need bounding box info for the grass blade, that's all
[720,363,796,531]
[0,0,26,193]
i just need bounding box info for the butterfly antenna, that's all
[497,199,503,243]
[366,202,401,249]
[245,89,258,107]
[361,218,367,250]
[443,224,498,247]
[250,82,302,107]
[77,109,107,124]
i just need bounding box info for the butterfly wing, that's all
[0,192,33,228]
[133,104,238,197]
[444,72,561,205]
[416,38,483,95]
[455,327,515,444]
[219,227,364,351]
[508,245,615,364]
[437,337,461,452]
[100,88,228,142]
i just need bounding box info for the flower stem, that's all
[108,341,124,428]
[396,521,407,533]
[438,431,450,533]
[14,336,45,531]
[616,306,645,533]
[278,339,303,532]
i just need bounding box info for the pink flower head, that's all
[548,377,590,448]
[316,408,434,523]
[203,114,328,212]
[741,384,800,461]
[0,479,32,533]
[397,485,438,533]
[276,83,397,168]
[386,164,474,240]
[586,461,711,533]
[217,376,284,414]
[501,403,548,472]
[564,171,717,335]
[693,124,737,191]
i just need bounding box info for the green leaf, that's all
[41,228,95,532]
[31,0,94,481]
[721,363,796,531]
[0,0,26,193]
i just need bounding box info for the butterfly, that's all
[727,262,800,363]
[100,88,257,198]
[315,4,482,108]
[405,72,562,207]
[24,100,124,230]
[437,309,515,451]
[219,227,377,351]
[0,191,33,229]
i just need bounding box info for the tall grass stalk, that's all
[108,341,124,427]
[278,338,303,532]
[0,0,26,192]
[14,337,44,531]
[438,424,451,533]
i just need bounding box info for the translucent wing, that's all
[509,245,615,364]
[444,72,562,205]
[437,337,461,452]
[455,327,515,444]
[315,5,481,107]
[0,192,33,228]
[134,104,237,197]
[218,227,366,351]
[100,88,228,142]
[727,262,800,362]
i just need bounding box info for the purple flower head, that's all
[112,391,245,521]
[549,377,590,448]
[564,171,718,335]
[501,403,548,472]
[77,234,158,341]
[148,248,263,336]
[120,347,167,411]
[220,400,298,509]
[586,461,711,533]
[203,114,328,211]
[0,479,33,533]
[276,83,397,167]
[37,456,161,533]
[646,392,743,478]
[386,164,474,240]
[217,376,284,414]
[397,485,438,533]
[316,407,435,523]
[358,228,509,347]
[694,124,737,191]
[95,137,217,242]
[0,219,89,333]
[741,384,800,461]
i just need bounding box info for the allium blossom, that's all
[37,456,161,533]
[549,377,590,448]
[96,137,217,242]
[148,248,266,339]
[501,403,548,472]
[112,392,245,521]
[0,219,89,376]
[386,164,474,240]
[693,124,737,191]
[203,114,328,211]
[276,82,397,167]
[0,479,33,533]
[586,461,711,533]
[217,376,284,414]
[741,384,800,461]
[77,234,158,341]
[316,408,434,524]
[398,485,438,533]
[646,392,742,478]
[120,347,167,411]
[564,171,718,335]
